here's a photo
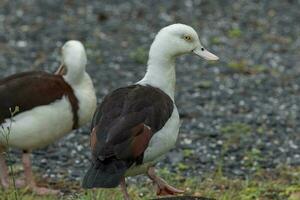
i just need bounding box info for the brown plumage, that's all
[82,84,173,188]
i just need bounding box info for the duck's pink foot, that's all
[155,178,184,196]
[147,167,184,196]
[30,186,60,195]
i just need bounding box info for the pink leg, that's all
[120,177,131,200]
[0,150,25,189]
[147,167,184,196]
[22,151,59,195]
[0,152,9,189]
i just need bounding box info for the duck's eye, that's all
[201,47,204,51]
[183,35,192,41]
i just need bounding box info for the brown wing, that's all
[82,84,174,189]
[0,71,78,128]
[90,85,174,166]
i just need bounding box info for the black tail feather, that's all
[82,160,128,189]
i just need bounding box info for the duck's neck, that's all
[64,64,85,86]
[138,51,176,101]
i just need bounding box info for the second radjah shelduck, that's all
[82,23,219,200]
[0,41,96,195]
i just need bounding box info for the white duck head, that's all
[56,40,87,85]
[149,23,219,61]
[140,24,219,99]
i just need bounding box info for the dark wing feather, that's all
[91,85,173,164]
[0,71,77,126]
[114,123,152,159]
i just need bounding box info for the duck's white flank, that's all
[0,97,73,150]
[143,106,180,162]
[126,106,180,176]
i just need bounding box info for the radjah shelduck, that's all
[82,24,219,199]
[0,40,97,195]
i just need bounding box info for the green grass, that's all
[219,122,252,154]
[227,60,270,75]
[0,166,299,200]
[228,28,242,38]
[220,122,252,136]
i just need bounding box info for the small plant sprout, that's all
[0,106,20,200]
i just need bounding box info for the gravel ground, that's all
[0,0,299,185]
